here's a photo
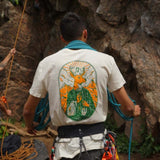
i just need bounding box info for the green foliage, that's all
[116,133,129,153]
[116,133,138,153]
[105,113,160,157]
[21,119,26,128]
[0,118,16,139]
[154,145,160,154]
[8,118,16,124]
[139,133,160,157]
[137,121,160,157]
[9,0,19,5]
[14,130,18,135]
[0,125,9,139]
[105,113,138,153]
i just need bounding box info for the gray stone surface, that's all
[0,0,159,141]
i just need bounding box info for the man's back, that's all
[29,48,125,127]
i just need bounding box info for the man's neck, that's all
[65,38,87,45]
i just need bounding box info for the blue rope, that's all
[107,89,135,160]
[34,94,51,130]
[129,120,133,160]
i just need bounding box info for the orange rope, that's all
[4,0,28,98]
[0,140,38,160]
[0,0,31,159]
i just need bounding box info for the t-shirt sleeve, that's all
[107,57,126,92]
[29,61,47,98]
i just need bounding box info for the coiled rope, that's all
[0,140,38,160]
[0,0,38,159]
[34,94,51,131]
[107,89,135,160]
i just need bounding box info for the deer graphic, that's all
[69,67,86,90]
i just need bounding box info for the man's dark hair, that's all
[60,12,86,42]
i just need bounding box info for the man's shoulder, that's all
[92,50,114,60]
[40,50,64,63]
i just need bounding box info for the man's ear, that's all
[60,35,66,43]
[82,29,88,41]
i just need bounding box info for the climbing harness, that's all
[50,126,119,160]
[50,122,105,160]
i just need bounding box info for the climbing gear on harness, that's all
[50,146,55,160]
[102,131,119,160]
[78,128,90,159]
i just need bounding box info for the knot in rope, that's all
[0,96,7,104]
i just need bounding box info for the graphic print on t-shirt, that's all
[59,61,98,121]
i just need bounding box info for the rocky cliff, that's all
[0,0,160,142]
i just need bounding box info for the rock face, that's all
[0,0,160,141]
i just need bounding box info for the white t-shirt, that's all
[29,48,125,159]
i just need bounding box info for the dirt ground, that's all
[118,153,160,160]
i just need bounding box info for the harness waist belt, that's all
[57,122,105,138]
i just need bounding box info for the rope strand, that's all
[0,1,38,160]
[4,0,28,97]
[0,140,38,160]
